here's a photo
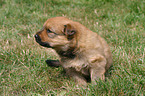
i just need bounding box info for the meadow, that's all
[0,0,145,95]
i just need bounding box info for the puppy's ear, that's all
[63,24,76,36]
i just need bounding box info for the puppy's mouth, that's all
[35,34,51,48]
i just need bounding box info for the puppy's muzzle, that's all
[34,34,51,48]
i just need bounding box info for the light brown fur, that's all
[35,17,112,85]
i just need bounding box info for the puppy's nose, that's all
[35,34,41,41]
[35,34,39,38]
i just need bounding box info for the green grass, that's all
[0,0,145,95]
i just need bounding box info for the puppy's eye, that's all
[47,29,52,33]
[46,29,56,38]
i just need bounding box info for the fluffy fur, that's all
[35,17,112,85]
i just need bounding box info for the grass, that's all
[0,0,145,95]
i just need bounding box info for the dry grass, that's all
[0,0,145,95]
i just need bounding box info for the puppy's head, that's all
[35,17,78,52]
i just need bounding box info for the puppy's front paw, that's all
[45,60,61,67]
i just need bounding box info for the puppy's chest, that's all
[61,58,89,75]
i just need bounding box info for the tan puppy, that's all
[35,17,112,85]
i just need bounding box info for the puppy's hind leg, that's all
[90,56,107,84]
[45,60,61,67]
[90,66,105,83]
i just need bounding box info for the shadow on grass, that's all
[45,59,67,78]
[105,65,114,80]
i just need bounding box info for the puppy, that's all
[35,17,112,85]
